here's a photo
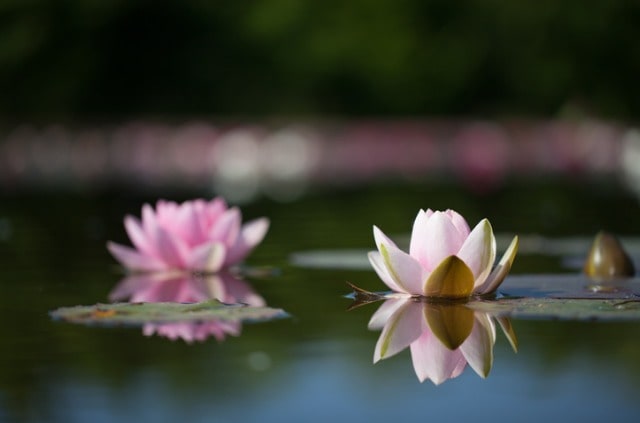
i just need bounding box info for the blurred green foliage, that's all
[0,0,639,119]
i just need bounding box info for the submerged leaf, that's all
[50,299,288,326]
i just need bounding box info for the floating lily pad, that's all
[499,274,640,299]
[50,299,289,326]
[468,297,640,321]
[347,278,640,321]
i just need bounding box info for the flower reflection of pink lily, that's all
[107,198,269,273]
[369,209,518,298]
[110,271,265,343]
[369,298,517,385]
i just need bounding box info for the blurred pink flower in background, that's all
[450,122,511,193]
[107,198,269,272]
[369,298,517,384]
[369,209,518,298]
[110,271,266,343]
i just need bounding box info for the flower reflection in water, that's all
[109,271,265,343]
[368,298,517,384]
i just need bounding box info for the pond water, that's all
[2,181,640,423]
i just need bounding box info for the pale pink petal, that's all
[409,210,428,259]
[209,207,241,246]
[450,356,468,379]
[374,226,426,295]
[457,219,496,288]
[460,314,496,378]
[368,251,404,293]
[416,211,468,271]
[368,298,411,330]
[155,200,178,223]
[141,203,160,243]
[446,209,471,238]
[124,215,157,257]
[225,218,270,265]
[410,331,466,384]
[106,242,168,271]
[373,224,401,251]
[206,197,227,217]
[187,242,226,272]
[374,300,424,362]
[155,226,191,268]
[173,202,203,246]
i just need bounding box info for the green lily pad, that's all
[468,297,640,321]
[50,299,289,326]
[347,277,640,321]
[498,274,640,299]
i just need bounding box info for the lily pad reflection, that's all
[52,271,287,343]
[367,298,517,385]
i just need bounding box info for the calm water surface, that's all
[2,183,640,423]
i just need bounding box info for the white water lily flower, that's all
[368,209,518,298]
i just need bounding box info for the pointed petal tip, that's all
[473,234,519,295]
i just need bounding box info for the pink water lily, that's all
[369,298,517,384]
[107,198,269,273]
[369,209,518,298]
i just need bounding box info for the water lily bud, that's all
[583,231,635,279]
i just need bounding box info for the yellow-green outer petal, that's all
[496,316,518,353]
[424,304,474,350]
[423,255,475,298]
[475,235,519,295]
[380,243,405,291]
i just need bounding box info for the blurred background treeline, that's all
[1,0,639,121]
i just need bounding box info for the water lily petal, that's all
[124,215,157,257]
[209,207,241,246]
[446,209,471,238]
[106,242,168,271]
[374,226,425,294]
[368,251,404,293]
[187,242,226,272]
[368,298,410,330]
[373,225,400,251]
[409,209,428,258]
[410,331,466,384]
[225,218,270,265]
[416,212,468,270]
[423,255,475,298]
[155,225,191,268]
[460,313,496,378]
[474,235,519,295]
[374,301,423,362]
[173,202,203,246]
[457,219,496,288]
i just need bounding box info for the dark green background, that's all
[1,0,639,120]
